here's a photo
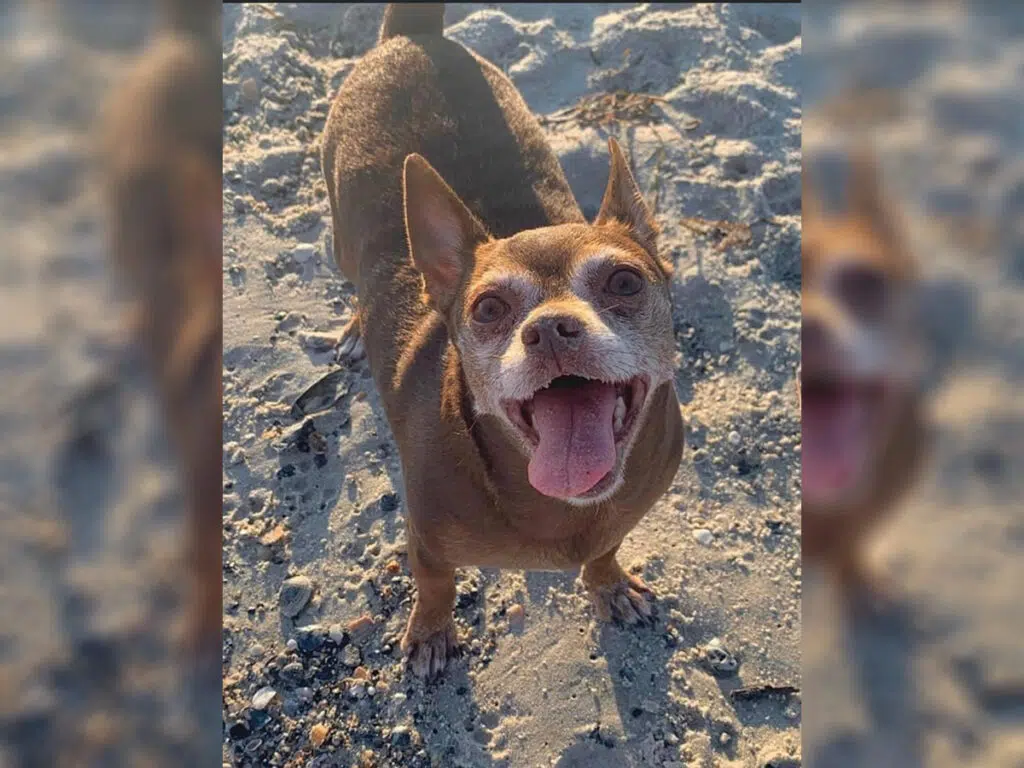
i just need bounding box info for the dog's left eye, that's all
[472,295,509,323]
[606,268,643,296]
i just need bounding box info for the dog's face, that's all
[801,150,923,512]
[403,139,675,504]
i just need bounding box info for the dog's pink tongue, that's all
[528,380,617,499]
[802,386,868,504]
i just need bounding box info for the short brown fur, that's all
[321,4,683,677]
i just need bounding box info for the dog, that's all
[98,0,222,661]
[321,3,684,678]
[801,146,927,610]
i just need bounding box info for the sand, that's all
[802,5,1024,767]
[221,4,801,767]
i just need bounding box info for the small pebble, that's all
[241,77,259,102]
[343,645,362,667]
[329,623,346,643]
[310,723,330,748]
[260,524,287,547]
[391,726,412,746]
[279,575,313,618]
[347,614,375,641]
[251,686,277,710]
[728,430,741,446]
[693,528,714,547]
[285,639,298,652]
[507,603,525,630]
[296,624,326,653]
[292,244,316,263]
[281,661,305,684]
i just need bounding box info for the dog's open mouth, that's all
[801,373,888,506]
[504,374,648,500]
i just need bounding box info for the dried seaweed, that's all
[541,90,670,129]
[679,216,779,253]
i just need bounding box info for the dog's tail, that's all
[378,3,445,42]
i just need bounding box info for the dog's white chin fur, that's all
[562,474,626,507]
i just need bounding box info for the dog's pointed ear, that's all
[594,137,669,274]
[403,154,489,313]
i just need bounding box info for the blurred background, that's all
[803,2,1024,767]
[0,0,220,766]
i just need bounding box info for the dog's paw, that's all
[334,316,365,365]
[401,620,459,680]
[588,574,655,626]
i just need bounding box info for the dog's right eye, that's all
[471,295,509,324]
[836,264,889,320]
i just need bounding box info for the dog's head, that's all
[403,138,675,504]
[801,147,924,512]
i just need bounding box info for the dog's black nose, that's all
[521,314,584,349]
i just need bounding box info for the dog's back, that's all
[321,4,582,402]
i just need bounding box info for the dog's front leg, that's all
[401,549,459,679]
[581,544,655,626]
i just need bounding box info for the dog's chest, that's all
[441,504,643,571]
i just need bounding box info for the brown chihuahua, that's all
[321,4,684,678]
[801,146,927,609]
[99,0,221,661]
